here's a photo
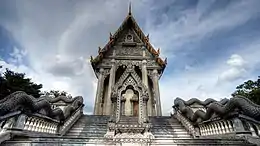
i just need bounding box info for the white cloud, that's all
[160,38,260,115]
[0,0,130,113]
[7,47,27,64]
[145,0,260,58]
[219,54,247,82]
[1,0,260,116]
[227,54,246,67]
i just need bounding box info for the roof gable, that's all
[90,12,167,69]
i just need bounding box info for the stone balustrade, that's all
[0,106,84,139]
[198,115,260,138]
[23,116,58,134]
[59,108,82,135]
[174,110,197,137]
[247,121,260,137]
[0,112,59,136]
[199,120,234,136]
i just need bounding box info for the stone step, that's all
[64,115,109,138]
[153,135,191,138]
[69,127,107,130]
[70,123,107,127]
[65,131,106,135]
[4,138,254,146]
[150,116,192,139]
[151,125,187,128]
[68,128,107,132]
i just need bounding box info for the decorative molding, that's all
[115,46,142,56]
[102,68,111,79]
[125,33,134,43]
[112,132,154,143]
[116,76,143,123]
[147,70,153,78]
[147,60,160,67]
[116,28,142,44]
[115,60,142,69]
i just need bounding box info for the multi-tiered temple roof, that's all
[90,6,167,73]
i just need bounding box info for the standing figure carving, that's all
[124,89,134,116]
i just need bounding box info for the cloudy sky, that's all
[1,0,260,115]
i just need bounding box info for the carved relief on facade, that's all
[122,89,139,116]
[102,68,111,78]
[116,28,142,43]
[115,60,142,69]
[113,132,154,143]
[115,46,143,56]
[146,60,161,67]
[147,70,153,79]
[112,66,149,123]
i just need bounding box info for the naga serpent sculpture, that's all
[0,91,84,121]
[173,95,260,123]
[42,95,84,118]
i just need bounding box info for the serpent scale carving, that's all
[174,96,260,123]
[0,91,84,121]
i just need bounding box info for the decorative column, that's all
[142,60,152,116]
[105,59,116,115]
[109,92,117,123]
[94,68,104,115]
[152,69,162,116]
[143,95,149,123]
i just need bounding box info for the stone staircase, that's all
[150,116,192,139]
[1,115,256,145]
[64,115,109,138]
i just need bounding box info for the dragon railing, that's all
[0,91,84,143]
[173,95,260,144]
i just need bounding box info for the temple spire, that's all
[128,1,132,15]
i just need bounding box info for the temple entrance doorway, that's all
[121,87,139,117]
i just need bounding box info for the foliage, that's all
[0,68,43,99]
[232,76,260,105]
[42,90,72,98]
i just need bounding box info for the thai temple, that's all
[0,5,260,146]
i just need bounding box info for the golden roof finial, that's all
[128,1,132,15]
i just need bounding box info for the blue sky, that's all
[0,0,260,114]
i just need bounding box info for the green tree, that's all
[232,76,260,105]
[0,68,43,99]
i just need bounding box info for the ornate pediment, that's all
[90,12,167,72]
[116,28,142,44]
[102,28,155,59]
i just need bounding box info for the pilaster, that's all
[105,59,116,115]
[152,69,162,116]
[109,92,117,122]
[94,68,105,115]
[142,60,152,116]
[143,95,149,123]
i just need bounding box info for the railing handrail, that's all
[0,111,21,121]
